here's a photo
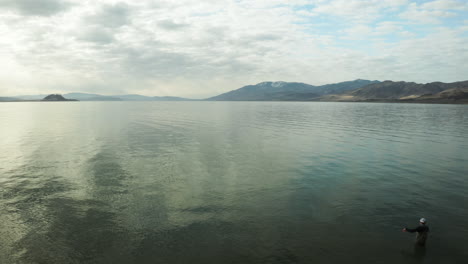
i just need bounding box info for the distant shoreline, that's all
[0,100,79,102]
[1,100,466,104]
[2,79,467,104]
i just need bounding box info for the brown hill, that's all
[408,88,468,103]
[316,80,468,103]
[349,81,468,99]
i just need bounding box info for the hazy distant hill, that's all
[66,93,194,101]
[14,94,49,100]
[0,97,20,102]
[64,93,122,101]
[116,94,155,101]
[207,80,379,101]
[10,93,194,101]
[152,96,196,101]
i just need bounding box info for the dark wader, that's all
[406,225,429,246]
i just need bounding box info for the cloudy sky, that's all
[0,0,467,98]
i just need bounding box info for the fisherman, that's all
[403,218,429,246]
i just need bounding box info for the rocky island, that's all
[41,94,78,101]
[0,94,78,102]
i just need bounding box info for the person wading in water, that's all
[403,218,429,246]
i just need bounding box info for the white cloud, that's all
[309,0,408,22]
[399,1,464,24]
[0,0,467,97]
[374,21,404,36]
[86,2,131,28]
[342,24,373,39]
[0,0,73,16]
[421,0,467,10]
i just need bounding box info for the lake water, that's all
[0,102,467,264]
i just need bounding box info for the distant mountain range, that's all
[2,79,468,103]
[207,79,379,101]
[207,79,468,103]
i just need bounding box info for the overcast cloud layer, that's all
[0,0,467,98]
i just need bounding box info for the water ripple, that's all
[0,102,467,263]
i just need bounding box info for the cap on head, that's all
[419,218,426,224]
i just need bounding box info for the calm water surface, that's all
[0,102,467,264]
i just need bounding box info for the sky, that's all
[0,0,467,98]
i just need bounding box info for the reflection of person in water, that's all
[403,218,429,246]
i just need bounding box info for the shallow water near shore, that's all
[1,101,467,264]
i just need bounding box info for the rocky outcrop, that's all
[42,94,78,101]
